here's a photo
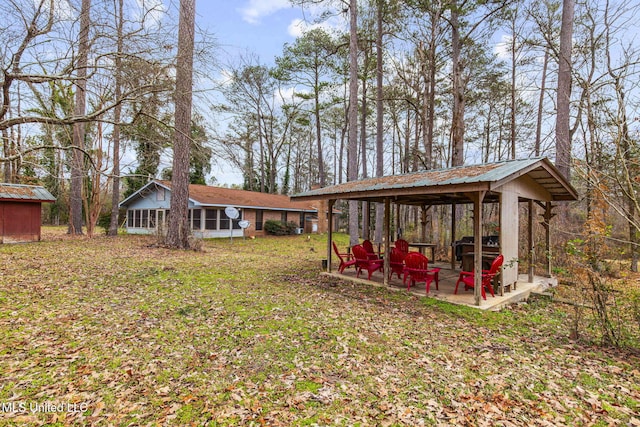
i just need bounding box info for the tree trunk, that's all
[348,0,359,246]
[108,0,124,236]
[166,0,196,249]
[555,0,575,179]
[315,75,325,187]
[69,0,91,235]
[374,0,384,244]
[450,1,464,167]
[535,48,549,157]
[360,47,369,239]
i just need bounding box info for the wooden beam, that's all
[450,201,457,270]
[469,191,486,306]
[327,199,335,273]
[384,198,391,287]
[541,202,555,277]
[528,200,534,283]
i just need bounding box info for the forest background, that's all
[1,0,639,340]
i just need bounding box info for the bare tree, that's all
[108,0,124,236]
[347,0,360,246]
[69,0,92,235]
[555,0,574,179]
[166,0,196,249]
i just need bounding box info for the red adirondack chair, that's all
[388,247,406,280]
[362,239,381,260]
[454,254,503,300]
[352,244,384,280]
[333,241,356,273]
[403,252,440,294]
[394,239,409,255]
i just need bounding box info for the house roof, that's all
[119,180,321,212]
[0,183,56,203]
[291,157,579,206]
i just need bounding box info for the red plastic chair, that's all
[352,244,384,280]
[362,239,381,260]
[394,239,409,255]
[333,241,356,273]
[388,247,406,280]
[454,254,503,300]
[403,252,440,294]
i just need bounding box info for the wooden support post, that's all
[465,191,486,306]
[540,202,555,277]
[528,200,534,283]
[395,203,401,240]
[450,201,457,270]
[327,199,335,273]
[384,198,391,287]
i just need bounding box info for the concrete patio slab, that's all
[322,262,557,311]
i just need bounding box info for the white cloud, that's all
[495,34,511,60]
[238,0,291,25]
[287,16,346,38]
[134,0,166,28]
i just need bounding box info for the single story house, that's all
[0,183,56,243]
[119,180,336,238]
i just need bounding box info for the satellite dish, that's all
[238,220,250,229]
[224,206,239,219]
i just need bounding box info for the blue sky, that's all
[197,0,312,65]
[192,1,336,186]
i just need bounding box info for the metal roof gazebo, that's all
[291,157,579,306]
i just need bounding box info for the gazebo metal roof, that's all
[291,157,578,205]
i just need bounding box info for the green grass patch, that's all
[0,231,637,426]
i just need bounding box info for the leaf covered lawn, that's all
[0,229,639,426]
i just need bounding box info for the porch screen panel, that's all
[192,209,202,230]
[220,209,230,230]
[205,209,217,230]
[232,209,241,229]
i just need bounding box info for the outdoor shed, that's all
[0,183,56,244]
[291,157,579,306]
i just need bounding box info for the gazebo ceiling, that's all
[291,157,579,205]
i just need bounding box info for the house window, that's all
[205,209,217,230]
[127,210,134,227]
[220,209,230,230]
[232,209,242,229]
[141,210,149,228]
[255,210,263,231]
[149,210,156,228]
[281,211,288,223]
[134,210,142,228]
[192,209,202,230]
[156,187,165,201]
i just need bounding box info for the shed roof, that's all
[120,180,322,212]
[0,183,56,203]
[291,158,578,205]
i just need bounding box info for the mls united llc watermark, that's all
[1,401,89,414]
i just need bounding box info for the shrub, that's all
[264,220,298,235]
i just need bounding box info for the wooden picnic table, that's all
[408,242,436,261]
